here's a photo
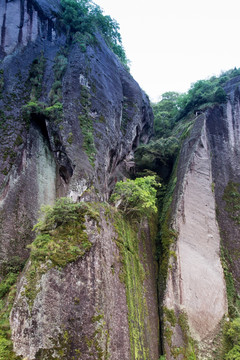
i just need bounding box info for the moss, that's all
[35,330,78,360]
[28,52,46,100]
[85,312,110,359]
[78,86,96,166]
[223,182,240,225]
[13,135,23,147]
[23,198,99,310]
[3,148,17,164]
[1,168,8,176]
[163,309,197,360]
[163,307,176,327]
[112,208,158,360]
[0,259,24,360]
[0,69,4,98]
[49,52,68,105]
[67,132,73,145]
[221,246,240,318]
[99,115,106,123]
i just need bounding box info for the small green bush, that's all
[110,176,160,218]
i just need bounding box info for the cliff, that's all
[1,1,240,360]
[0,0,158,359]
[162,78,240,359]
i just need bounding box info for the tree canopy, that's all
[59,0,128,66]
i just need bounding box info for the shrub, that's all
[110,176,160,218]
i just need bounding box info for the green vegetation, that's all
[85,312,110,359]
[220,182,240,359]
[152,92,180,138]
[107,175,159,359]
[35,330,77,359]
[163,308,197,359]
[22,100,63,125]
[24,198,99,309]
[59,0,128,66]
[44,102,63,123]
[0,69,4,99]
[113,210,157,360]
[223,182,240,225]
[110,176,159,218]
[0,257,25,360]
[79,86,96,166]
[28,53,46,100]
[224,318,240,360]
[152,68,240,131]
[49,52,68,105]
[135,137,179,174]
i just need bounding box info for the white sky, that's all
[93,0,240,102]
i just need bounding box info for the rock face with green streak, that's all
[0,0,153,265]
[0,1,158,359]
[10,206,159,360]
[162,78,240,359]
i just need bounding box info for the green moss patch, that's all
[112,208,158,360]
[28,53,46,100]
[163,308,197,360]
[0,257,25,360]
[79,86,96,166]
[223,182,240,225]
[23,198,99,309]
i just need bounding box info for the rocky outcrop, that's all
[0,1,158,359]
[163,80,240,358]
[164,114,227,358]
[0,0,153,263]
[0,0,59,57]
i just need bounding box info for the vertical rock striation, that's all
[0,1,158,359]
[163,78,240,358]
[164,114,227,358]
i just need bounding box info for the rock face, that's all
[164,114,227,358]
[3,1,240,360]
[163,79,240,358]
[10,209,159,360]
[0,1,159,359]
[0,0,153,262]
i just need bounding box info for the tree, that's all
[110,176,160,218]
[152,92,180,138]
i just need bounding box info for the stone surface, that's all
[10,209,159,359]
[0,0,153,265]
[0,1,157,359]
[164,114,227,357]
[164,81,240,358]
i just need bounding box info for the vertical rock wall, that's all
[0,1,158,359]
[163,79,240,359]
[164,114,227,358]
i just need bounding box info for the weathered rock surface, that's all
[0,0,158,359]
[0,0,153,263]
[10,209,159,359]
[164,114,227,358]
[163,81,240,358]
